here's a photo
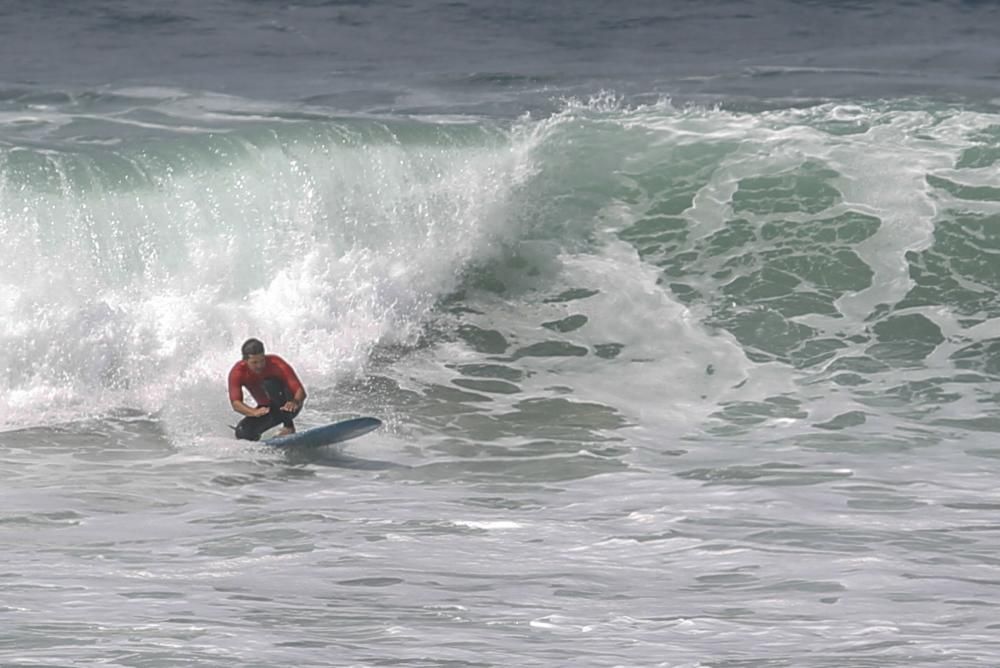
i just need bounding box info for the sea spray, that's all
[0,116,535,432]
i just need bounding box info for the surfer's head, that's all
[241,338,266,373]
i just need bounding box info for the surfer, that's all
[228,338,307,440]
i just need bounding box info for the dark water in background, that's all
[5,0,1000,111]
[4,2,1000,666]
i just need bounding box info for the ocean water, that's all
[3,1,1000,666]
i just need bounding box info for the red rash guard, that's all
[228,354,304,407]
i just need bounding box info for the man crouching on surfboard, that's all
[228,338,307,440]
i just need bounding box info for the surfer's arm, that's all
[232,399,268,417]
[227,365,265,416]
[269,355,306,412]
[281,387,307,413]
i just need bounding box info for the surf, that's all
[2,94,1000,444]
[0,110,535,434]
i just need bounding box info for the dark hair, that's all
[241,338,265,358]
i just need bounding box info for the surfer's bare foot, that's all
[277,427,295,437]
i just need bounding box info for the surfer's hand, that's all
[252,406,269,417]
[281,400,299,412]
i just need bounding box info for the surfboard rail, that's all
[264,416,382,449]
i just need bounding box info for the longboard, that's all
[264,416,382,449]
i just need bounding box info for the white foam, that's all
[452,520,522,531]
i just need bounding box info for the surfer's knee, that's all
[234,422,260,441]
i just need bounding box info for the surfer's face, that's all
[246,353,266,374]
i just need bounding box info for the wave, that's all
[443,98,1000,441]
[2,94,999,439]
[0,109,535,429]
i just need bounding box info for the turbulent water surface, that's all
[3,2,1000,666]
